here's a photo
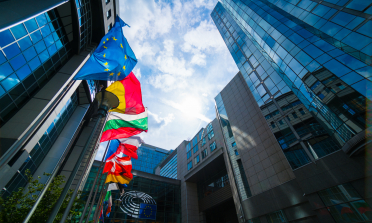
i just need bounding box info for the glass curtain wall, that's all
[0,9,74,125]
[132,146,168,174]
[211,0,370,169]
[160,154,177,179]
[1,92,78,198]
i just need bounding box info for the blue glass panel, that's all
[312,5,331,17]
[306,60,320,72]
[334,28,351,41]
[323,59,352,77]
[24,18,39,32]
[30,31,42,43]
[29,57,41,71]
[23,47,37,61]
[355,66,372,78]
[336,54,366,70]
[44,35,54,47]
[0,52,5,65]
[285,66,297,81]
[295,51,312,66]
[41,25,51,37]
[361,43,372,56]
[1,73,20,91]
[303,44,323,59]
[0,86,4,97]
[315,53,332,64]
[16,65,31,80]
[357,21,372,38]
[331,12,355,26]
[288,57,303,74]
[313,39,335,52]
[36,14,47,27]
[342,32,372,50]
[351,79,372,98]
[18,36,33,50]
[10,24,28,40]
[39,50,49,63]
[323,8,337,20]
[346,17,365,30]
[0,30,15,47]
[340,71,364,85]
[320,22,342,36]
[10,54,26,71]
[34,41,46,54]
[346,0,371,11]
[3,43,21,59]
[0,63,14,81]
[365,6,372,14]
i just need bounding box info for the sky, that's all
[95,0,239,160]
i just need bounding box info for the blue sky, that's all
[96,0,238,159]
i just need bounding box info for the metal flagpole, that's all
[46,91,119,223]
[84,169,107,223]
[78,140,111,223]
[93,183,108,223]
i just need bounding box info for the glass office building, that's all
[159,153,177,179]
[132,144,169,174]
[211,0,371,170]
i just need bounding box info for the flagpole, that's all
[79,140,111,223]
[46,91,119,223]
[93,183,108,223]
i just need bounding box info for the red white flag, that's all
[116,136,144,159]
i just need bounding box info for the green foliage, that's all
[0,170,85,223]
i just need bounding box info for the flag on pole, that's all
[104,183,118,217]
[105,72,145,115]
[100,109,148,142]
[74,16,137,81]
[105,137,143,160]
[104,155,133,184]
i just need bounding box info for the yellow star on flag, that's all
[123,65,125,70]
[103,46,107,49]
[109,72,114,76]
[117,72,121,76]
[103,41,105,44]
[120,44,123,48]
[105,68,109,71]
[124,55,127,60]
[104,62,108,66]
[103,53,106,58]
[112,37,117,41]
[106,38,109,41]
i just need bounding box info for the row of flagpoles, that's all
[75,16,146,222]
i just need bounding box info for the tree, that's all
[0,170,85,223]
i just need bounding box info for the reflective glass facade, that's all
[212,0,371,169]
[215,93,252,200]
[1,91,78,198]
[132,144,169,174]
[0,9,74,125]
[160,154,177,179]
[75,0,92,50]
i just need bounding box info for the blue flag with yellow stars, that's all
[139,203,157,220]
[74,16,137,81]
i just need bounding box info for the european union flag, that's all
[74,16,137,81]
[138,203,157,220]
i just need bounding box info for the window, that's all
[210,142,216,152]
[299,108,306,115]
[193,144,198,153]
[328,87,336,93]
[286,116,291,121]
[343,104,356,115]
[105,0,110,3]
[279,120,284,125]
[201,149,208,159]
[266,210,288,223]
[318,183,372,223]
[187,151,192,159]
[317,92,325,99]
[310,81,320,90]
[208,130,214,140]
[186,143,191,152]
[107,9,111,19]
[336,83,346,90]
[201,137,206,146]
[207,123,213,132]
[271,122,276,128]
[234,150,239,156]
[322,76,336,85]
[192,136,198,147]
[187,161,193,170]
[232,142,236,147]
[194,155,200,165]
[292,112,298,119]
[108,23,112,31]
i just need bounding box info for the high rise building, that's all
[0,0,120,199]
[132,143,170,174]
[210,0,372,222]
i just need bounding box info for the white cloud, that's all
[182,20,225,53]
[148,111,175,129]
[191,53,206,66]
[95,141,109,161]
[161,98,212,122]
[133,67,142,79]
